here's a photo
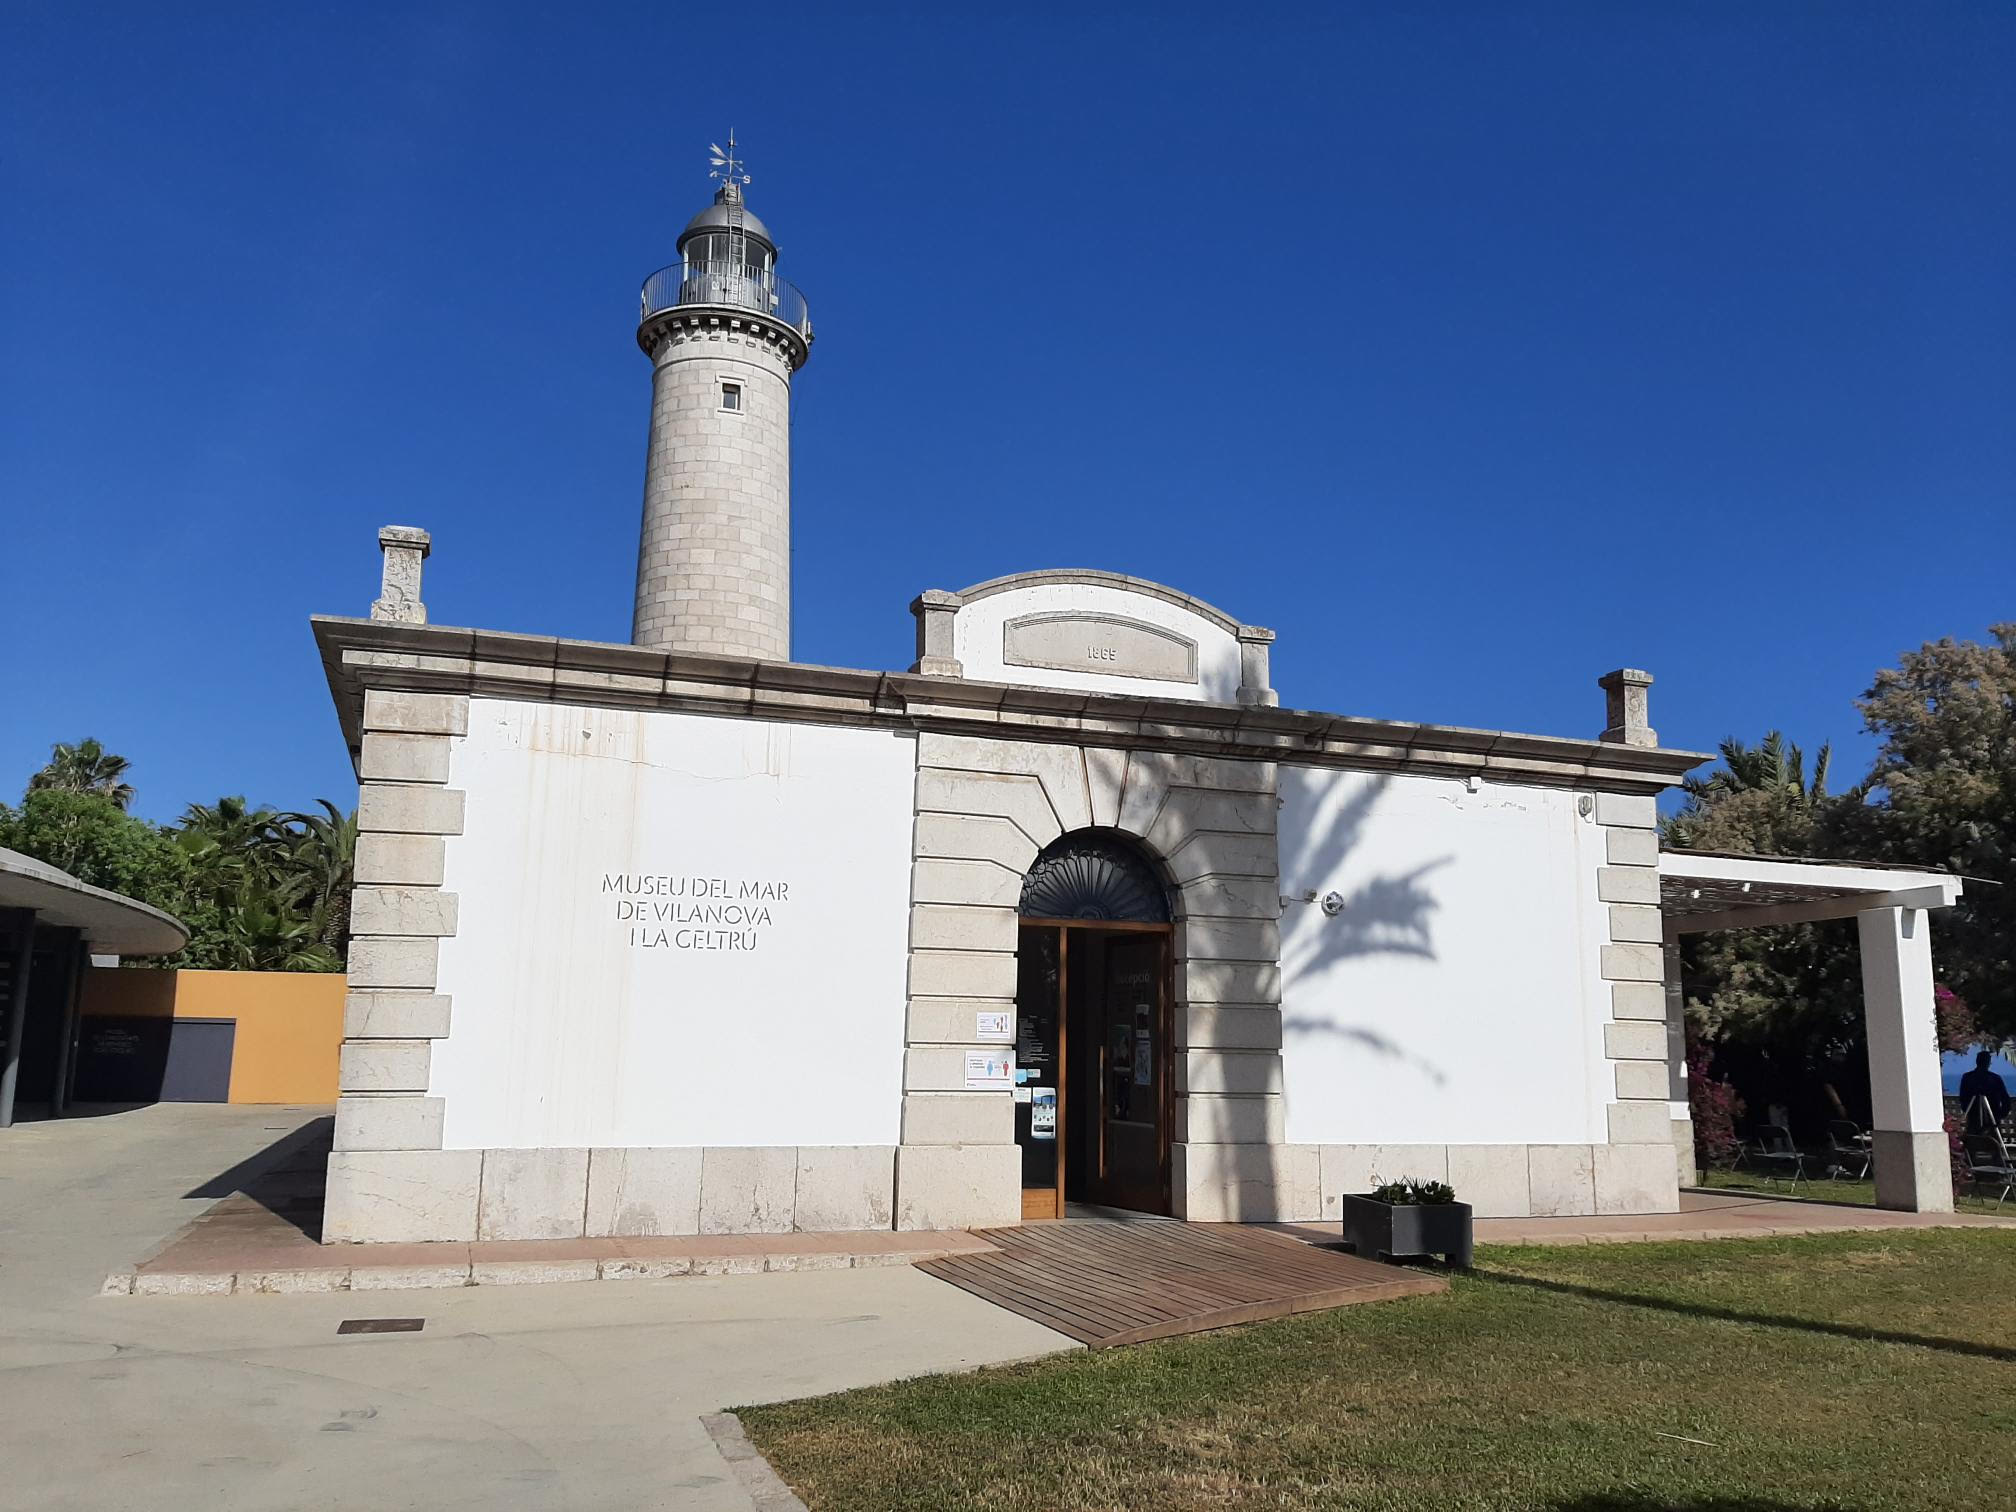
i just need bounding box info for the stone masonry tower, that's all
[632,134,812,660]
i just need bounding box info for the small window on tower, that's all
[720,382,742,412]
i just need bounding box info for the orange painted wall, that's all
[79,968,344,1103]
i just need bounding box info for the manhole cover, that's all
[337,1318,424,1335]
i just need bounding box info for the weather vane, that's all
[709,130,750,194]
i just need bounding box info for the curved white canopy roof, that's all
[0,847,188,956]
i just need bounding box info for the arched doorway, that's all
[1015,832,1174,1219]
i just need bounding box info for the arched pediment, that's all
[955,570,1246,633]
[909,569,1276,706]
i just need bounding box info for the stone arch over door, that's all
[893,732,1301,1230]
[1020,829,1174,924]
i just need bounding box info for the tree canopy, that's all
[1665,732,1873,1091]
[1667,625,2014,1134]
[0,741,353,973]
[0,787,188,904]
[1859,625,2016,1035]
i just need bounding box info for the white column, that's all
[1858,905,1954,1212]
[1663,942,1695,1189]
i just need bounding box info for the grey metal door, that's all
[158,1018,234,1101]
[73,1015,235,1103]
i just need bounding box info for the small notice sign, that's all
[1031,1088,1057,1140]
[964,1051,1014,1090]
[975,1011,1012,1043]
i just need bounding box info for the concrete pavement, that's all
[0,1104,1076,1511]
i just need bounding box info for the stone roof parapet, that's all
[311,616,1709,797]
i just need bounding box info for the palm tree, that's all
[281,800,357,954]
[178,795,290,843]
[216,872,344,972]
[29,738,136,809]
[1665,731,1866,858]
[166,796,355,971]
[1680,731,1834,808]
[174,796,290,890]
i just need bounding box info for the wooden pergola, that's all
[1659,848,1965,1213]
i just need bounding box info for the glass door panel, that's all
[1014,925,1063,1218]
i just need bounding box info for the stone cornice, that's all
[637,305,810,371]
[311,617,1709,795]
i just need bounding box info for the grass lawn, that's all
[740,1230,2016,1511]
[1698,1169,2011,1216]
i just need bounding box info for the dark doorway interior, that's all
[15,936,73,1105]
[2,925,87,1121]
[1016,921,1172,1219]
[1015,829,1177,1221]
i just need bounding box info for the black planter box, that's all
[1339,1194,1474,1268]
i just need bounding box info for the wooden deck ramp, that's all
[918,1220,1446,1349]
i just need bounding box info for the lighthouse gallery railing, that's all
[640,260,811,338]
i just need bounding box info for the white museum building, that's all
[312,164,1965,1245]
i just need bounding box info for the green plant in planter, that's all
[1344,1177,1473,1266]
[1369,1177,1457,1206]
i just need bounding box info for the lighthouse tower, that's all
[631,134,812,661]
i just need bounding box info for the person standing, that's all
[1958,1051,2012,1134]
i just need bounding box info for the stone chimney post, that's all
[372,526,432,625]
[909,590,963,677]
[1598,667,1656,747]
[1236,625,1278,707]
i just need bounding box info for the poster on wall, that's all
[964,1051,1014,1090]
[975,1011,1012,1043]
[1031,1087,1057,1139]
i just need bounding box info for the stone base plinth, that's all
[324,1145,901,1244]
[894,1145,1019,1231]
[1872,1129,1955,1213]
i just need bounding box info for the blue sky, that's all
[4,3,2010,825]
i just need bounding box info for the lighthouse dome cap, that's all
[677,187,776,255]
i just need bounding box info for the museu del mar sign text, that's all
[603,872,792,952]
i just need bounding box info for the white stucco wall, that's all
[1277,766,1612,1147]
[953,582,1243,701]
[430,700,918,1150]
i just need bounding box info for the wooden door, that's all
[1086,931,1171,1215]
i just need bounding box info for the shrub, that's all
[1946,1111,1970,1192]
[1934,983,1979,1053]
[1370,1177,1457,1205]
[1688,1035,1746,1168]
